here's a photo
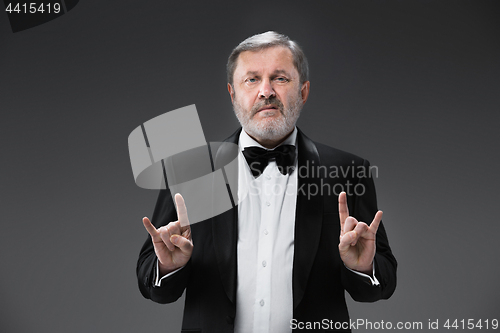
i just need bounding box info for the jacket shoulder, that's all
[313,141,368,166]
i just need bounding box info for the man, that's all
[137,31,397,333]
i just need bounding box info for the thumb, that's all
[338,231,357,253]
[171,234,193,255]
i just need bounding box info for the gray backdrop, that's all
[1,1,499,332]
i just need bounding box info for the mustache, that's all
[251,97,284,115]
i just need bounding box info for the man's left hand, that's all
[338,191,383,275]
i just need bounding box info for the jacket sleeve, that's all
[341,159,398,302]
[136,189,192,304]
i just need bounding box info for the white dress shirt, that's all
[234,128,298,333]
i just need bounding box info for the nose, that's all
[258,79,276,99]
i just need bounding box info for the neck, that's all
[245,129,294,149]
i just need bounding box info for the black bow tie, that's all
[242,145,296,178]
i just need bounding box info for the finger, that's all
[369,211,383,234]
[351,222,369,245]
[165,221,182,236]
[159,226,175,252]
[338,192,349,234]
[343,216,358,234]
[340,216,357,243]
[142,217,161,241]
[170,234,194,255]
[175,193,190,228]
[339,230,358,253]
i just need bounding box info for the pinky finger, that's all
[143,217,160,240]
[369,211,383,233]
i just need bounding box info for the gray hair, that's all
[226,31,309,85]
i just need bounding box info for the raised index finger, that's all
[175,193,190,228]
[338,192,349,234]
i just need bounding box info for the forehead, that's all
[234,46,297,77]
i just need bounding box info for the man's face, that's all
[228,46,310,147]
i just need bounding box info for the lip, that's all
[257,106,278,112]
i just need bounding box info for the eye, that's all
[275,77,288,83]
[245,77,258,84]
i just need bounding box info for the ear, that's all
[300,81,310,104]
[227,83,235,104]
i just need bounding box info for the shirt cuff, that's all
[154,259,185,287]
[345,262,380,286]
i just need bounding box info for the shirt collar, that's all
[239,127,298,151]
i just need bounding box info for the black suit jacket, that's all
[137,128,397,333]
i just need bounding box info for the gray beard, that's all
[233,95,303,143]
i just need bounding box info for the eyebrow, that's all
[272,69,291,77]
[244,69,292,77]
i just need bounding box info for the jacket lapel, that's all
[293,128,324,310]
[211,129,241,305]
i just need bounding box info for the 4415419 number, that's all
[444,319,498,330]
[5,2,61,14]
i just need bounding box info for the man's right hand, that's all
[142,193,193,276]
